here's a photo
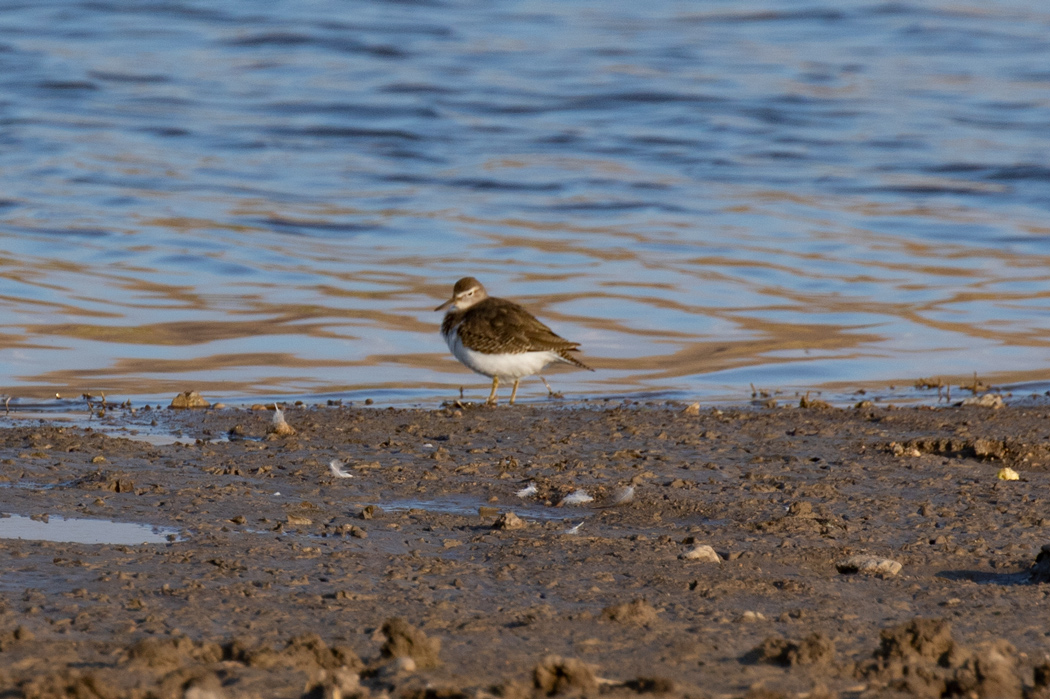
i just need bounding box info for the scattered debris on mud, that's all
[1,400,1049,697]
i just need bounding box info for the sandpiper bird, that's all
[435,277,593,405]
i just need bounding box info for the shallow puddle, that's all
[381,496,579,521]
[1,402,206,446]
[0,513,180,545]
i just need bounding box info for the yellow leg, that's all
[486,376,499,405]
[509,379,520,405]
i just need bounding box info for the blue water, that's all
[1,1,1050,406]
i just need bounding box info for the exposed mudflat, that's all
[1,400,1049,698]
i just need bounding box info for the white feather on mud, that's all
[557,489,594,507]
[605,485,635,507]
[329,460,354,479]
[563,521,584,535]
[268,404,296,436]
[515,482,538,498]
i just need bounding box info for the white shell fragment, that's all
[961,393,1004,409]
[329,460,354,479]
[557,489,594,507]
[680,544,722,563]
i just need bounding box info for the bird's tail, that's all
[558,350,594,371]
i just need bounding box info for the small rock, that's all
[682,402,700,416]
[836,555,902,577]
[680,544,721,563]
[170,391,210,409]
[961,393,1004,409]
[493,512,526,530]
[997,467,1020,481]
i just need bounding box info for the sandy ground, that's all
[1,398,1049,698]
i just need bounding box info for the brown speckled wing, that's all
[458,299,579,354]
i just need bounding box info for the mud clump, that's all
[0,625,34,651]
[748,633,835,667]
[1029,544,1050,583]
[601,599,660,625]
[861,618,1023,698]
[170,390,210,409]
[493,512,527,530]
[533,655,598,696]
[896,436,1018,461]
[127,635,223,669]
[238,633,362,672]
[17,670,118,699]
[380,618,441,670]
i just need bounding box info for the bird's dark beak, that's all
[435,297,454,311]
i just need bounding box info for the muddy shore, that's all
[0,399,1049,698]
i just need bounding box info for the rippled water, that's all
[2,1,1050,405]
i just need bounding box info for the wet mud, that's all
[1,400,1049,698]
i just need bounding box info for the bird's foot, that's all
[540,376,564,400]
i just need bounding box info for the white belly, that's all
[446,333,561,379]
